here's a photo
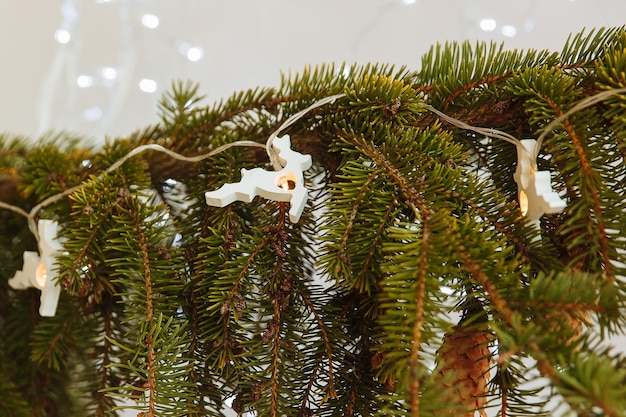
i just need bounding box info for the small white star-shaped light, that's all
[205,135,312,222]
[513,139,566,227]
[8,220,63,317]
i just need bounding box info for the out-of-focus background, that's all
[1,1,625,416]
[1,0,625,144]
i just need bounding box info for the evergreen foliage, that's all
[1,27,626,416]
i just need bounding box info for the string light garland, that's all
[24,94,344,236]
[21,88,626,235]
[3,88,626,315]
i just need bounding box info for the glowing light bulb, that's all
[100,66,117,80]
[518,190,529,216]
[141,14,160,29]
[77,75,94,88]
[35,264,47,288]
[139,78,158,93]
[501,25,517,38]
[186,46,204,62]
[276,172,297,190]
[54,28,71,44]
[479,18,497,32]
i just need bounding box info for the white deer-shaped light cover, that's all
[513,139,566,228]
[205,135,312,222]
[8,220,63,317]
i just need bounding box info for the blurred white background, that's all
[1,0,625,144]
[0,1,624,416]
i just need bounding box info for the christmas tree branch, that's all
[334,167,385,287]
[553,112,613,277]
[97,301,114,417]
[296,289,337,400]
[444,188,531,261]
[129,199,157,416]
[407,203,429,417]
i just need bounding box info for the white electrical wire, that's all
[534,86,626,159]
[265,93,346,170]
[25,140,266,240]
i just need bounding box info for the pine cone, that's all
[434,324,493,417]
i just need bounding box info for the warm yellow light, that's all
[276,172,297,190]
[519,190,529,216]
[35,264,47,288]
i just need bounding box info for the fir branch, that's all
[559,27,623,66]
[225,234,270,312]
[457,243,624,415]
[267,205,289,417]
[512,300,607,314]
[363,194,398,288]
[441,74,508,107]
[551,110,613,278]
[129,198,157,416]
[344,316,376,417]
[30,303,83,371]
[42,310,77,366]
[182,279,200,410]
[63,187,123,295]
[350,134,428,216]
[173,93,282,150]
[204,231,272,370]
[443,188,531,262]
[340,132,438,415]
[408,201,429,417]
[97,300,114,417]
[335,166,385,287]
[269,299,281,417]
[296,288,337,400]
[458,248,515,324]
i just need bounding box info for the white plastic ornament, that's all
[8,220,63,317]
[205,135,312,222]
[513,139,566,228]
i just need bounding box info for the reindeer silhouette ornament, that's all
[8,220,63,316]
[205,135,312,222]
[513,139,566,229]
